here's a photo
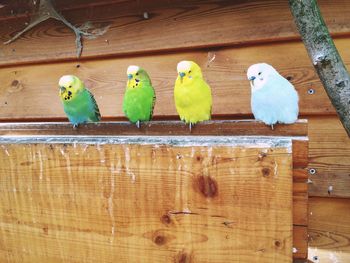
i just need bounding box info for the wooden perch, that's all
[289,0,350,137]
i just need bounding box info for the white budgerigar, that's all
[247,63,299,128]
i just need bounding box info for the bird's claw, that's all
[73,124,79,129]
[189,123,193,133]
[136,121,141,129]
[270,124,274,130]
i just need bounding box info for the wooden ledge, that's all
[0,119,308,137]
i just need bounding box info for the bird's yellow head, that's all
[126,65,151,90]
[176,60,203,84]
[58,75,84,101]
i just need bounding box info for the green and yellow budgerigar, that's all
[174,60,212,131]
[58,75,101,128]
[123,65,156,128]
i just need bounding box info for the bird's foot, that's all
[270,124,274,130]
[136,120,141,129]
[189,123,194,133]
[73,124,79,129]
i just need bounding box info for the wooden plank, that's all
[293,169,308,181]
[0,120,308,136]
[293,140,309,169]
[308,197,350,263]
[1,0,350,66]
[293,226,308,259]
[0,139,293,262]
[1,38,349,120]
[308,116,350,198]
[293,194,308,226]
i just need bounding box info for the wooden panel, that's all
[1,0,350,66]
[308,197,350,263]
[0,140,293,262]
[2,38,350,120]
[292,140,309,169]
[308,116,350,198]
[293,226,308,259]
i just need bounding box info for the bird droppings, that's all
[258,151,267,160]
[38,151,43,180]
[207,52,216,67]
[328,185,333,195]
[274,161,278,177]
[108,161,116,243]
[196,175,218,198]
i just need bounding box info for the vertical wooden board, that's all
[293,226,308,259]
[0,139,293,263]
[308,197,350,263]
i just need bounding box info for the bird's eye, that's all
[136,73,139,76]
[188,70,191,73]
[69,85,72,88]
[258,72,262,76]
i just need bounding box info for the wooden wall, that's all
[0,0,350,262]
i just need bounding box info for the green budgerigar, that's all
[123,65,156,128]
[59,75,101,128]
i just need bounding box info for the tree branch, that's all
[4,0,107,57]
[289,0,350,137]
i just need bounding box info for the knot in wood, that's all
[154,235,166,246]
[197,175,218,198]
[161,214,171,225]
[262,167,271,177]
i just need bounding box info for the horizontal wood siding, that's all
[0,0,350,261]
[1,39,350,120]
[1,0,350,66]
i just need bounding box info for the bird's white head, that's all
[177,61,191,73]
[59,75,75,88]
[127,65,140,76]
[247,63,278,92]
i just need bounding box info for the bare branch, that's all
[4,0,108,57]
[289,0,350,137]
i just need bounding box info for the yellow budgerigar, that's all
[174,60,212,131]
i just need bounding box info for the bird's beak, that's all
[248,76,256,81]
[127,74,133,80]
[59,86,66,93]
[179,72,185,83]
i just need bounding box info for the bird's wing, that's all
[86,89,101,121]
[149,86,156,119]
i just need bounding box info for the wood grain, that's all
[0,140,293,262]
[2,38,350,120]
[308,116,350,198]
[308,197,350,263]
[0,120,308,136]
[1,0,350,66]
[293,226,308,259]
